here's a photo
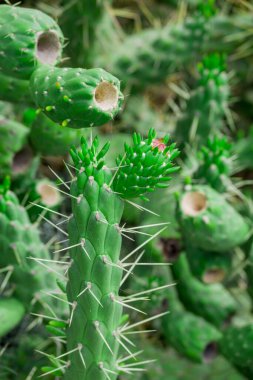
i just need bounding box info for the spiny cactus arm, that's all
[177,184,249,252]
[57,130,179,379]
[0,297,25,338]
[0,4,64,80]
[30,66,124,129]
[175,53,230,145]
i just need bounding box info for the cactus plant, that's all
[30,66,124,129]
[48,129,179,379]
[172,253,237,328]
[177,184,249,252]
[0,5,64,80]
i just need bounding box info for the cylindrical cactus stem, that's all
[30,66,124,129]
[0,297,25,338]
[30,113,85,156]
[172,253,237,328]
[0,117,29,178]
[0,72,32,104]
[185,245,232,284]
[0,5,64,80]
[63,129,179,379]
[175,53,230,145]
[0,178,56,309]
[177,184,249,252]
[163,309,221,363]
[219,324,253,378]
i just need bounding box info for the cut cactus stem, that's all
[172,253,237,328]
[185,245,231,284]
[163,310,221,363]
[178,185,249,252]
[30,66,124,129]
[0,5,64,79]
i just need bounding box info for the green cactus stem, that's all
[172,253,237,328]
[0,5,64,80]
[0,117,29,178]
[60,129,178,379]
[30,66,124,129]
[178,184,249,252]
[0,178,55,309]
[185,245,232,284]
[164,310,221,363]
[175,54,229,145]
[30,113,85,156]
[219,324,253,378]
[0,297,25,338]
